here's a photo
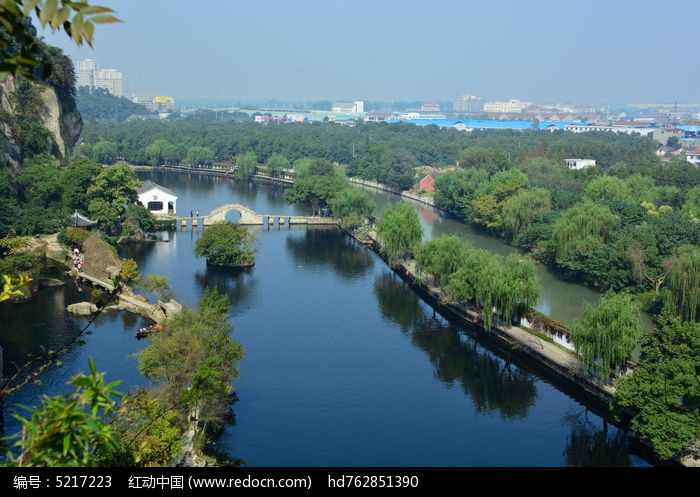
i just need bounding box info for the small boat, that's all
[136,327,150,339]
[136,323,164,339]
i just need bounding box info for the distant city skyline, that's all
[36,0,700,107]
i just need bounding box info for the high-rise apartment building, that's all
[453,94,482,114]
[76,58,98,88]
[76,59,123,97]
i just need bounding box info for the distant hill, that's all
[77,86,152,122]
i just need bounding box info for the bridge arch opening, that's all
[225,209,242,223]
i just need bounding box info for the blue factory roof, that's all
[385,118,572,131]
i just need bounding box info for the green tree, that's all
[17,153,63,208]
[664,244,700,322]
[61,157,102,211]
[415,234,467,287]
[137,288,245,436]
[91,140,118,164]
[497,253,541,323]
[571,291,643,383]
[265,152,290,179]
[457,146,509,173]
[194,221,257,267]
[119,257,140,284]
[235,150,257,179]
[433,168,489,223]
[138,274,173,302]
[121,203,155,237]
[469,249,503,331]
[376,201,423,265]
[286,174,346,216]
[185,146,214,167]
[145,139,171,166]
[501,187,551,244]
[87,197,118,233]
[552,201,620,261]
[2,358,123,467]
[681,184,700,224]
[613,313,700,462]
[329,187,375,224]
[86,161,140,213]
[472,168,529,232]
[584,175,633,204]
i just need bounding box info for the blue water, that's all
[0,171,653,467]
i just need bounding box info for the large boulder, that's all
[148,299,183,324]
[66,301,98,315]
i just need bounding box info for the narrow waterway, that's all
[0,171,654,466]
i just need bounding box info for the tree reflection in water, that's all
[285,227,375,280]
[374,271,537,419]
[563,408,632,467]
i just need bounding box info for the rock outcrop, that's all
[0,72,82,167]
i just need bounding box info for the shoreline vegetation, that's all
[131,164,696,467]
[6,164,691,467]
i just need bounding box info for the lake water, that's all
[0,170,654,467]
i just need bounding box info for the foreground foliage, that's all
[613,313,700,462]
[2,289,245,466]
[3,358,122,466]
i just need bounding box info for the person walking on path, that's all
[190,210,193,218]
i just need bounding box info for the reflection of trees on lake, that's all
[374,272,537,418]
[0,286,84,377]
[118,238,158,261]
[374,272,424,333]
[285,228,374,280]
[194,265,256,313]
[563,409,632,467]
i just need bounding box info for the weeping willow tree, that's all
[571,291,643,383]
[375,201,423,266]
[414,235,468,287]
[551,201,620,261]
[501,188,551,245]
[664,244,700,323]
[496,254,542,324]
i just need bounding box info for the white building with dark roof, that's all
[137,180,177,217]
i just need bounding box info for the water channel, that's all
[0,170,654,466]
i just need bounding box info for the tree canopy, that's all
[376,201,423,265]
[193,221,257,267]
[613,313,700,461]
[571,291,643,383]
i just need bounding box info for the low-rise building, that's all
[137,180,178,217]
[565,158,596,170]
[687,148,700,167]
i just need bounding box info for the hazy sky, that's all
[36,0,700,106]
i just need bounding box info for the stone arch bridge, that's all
[203,203,337,227]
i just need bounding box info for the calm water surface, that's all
[0,171,653,466]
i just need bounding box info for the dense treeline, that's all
[77,116,661,189]
[433,153,700,309]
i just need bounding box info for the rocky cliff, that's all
[0,73,82,168]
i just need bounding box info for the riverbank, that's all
[127,165,691,466]
[341,223,615,403]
